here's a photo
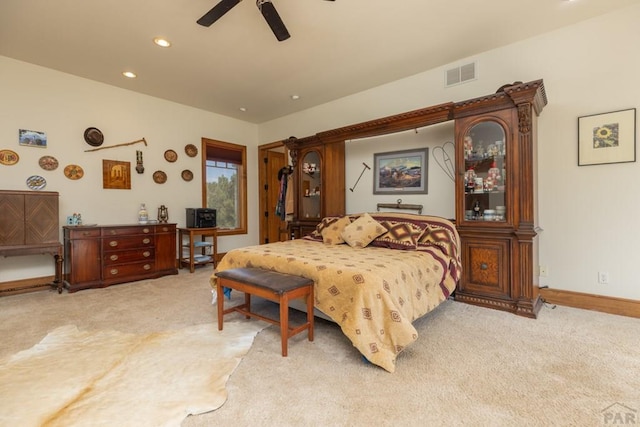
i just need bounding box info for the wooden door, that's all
[155,224,178,273]
[64,228,102,288]
[25,193,59,244]
[265,149,286,243]
[259,142,290,244]
[0,192,24,245]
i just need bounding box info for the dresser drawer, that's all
[103,235,154,251]
[103,248,155,266]
[102,226,154,237]
[65,227,101,239]
[155,224,176,234]
[103,261,155,280]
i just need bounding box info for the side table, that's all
[178,227,218,273]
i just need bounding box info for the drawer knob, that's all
[143,238,151,244]
[82,231,92,236]
[110,268,119,275]
[109,241,118,247]
[143,228,150,233]
[110,254,118,261]
[143,264,151,270]
[480,263,488,270]
[143,251,151,257]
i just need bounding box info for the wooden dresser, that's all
[0,190,63,294]
[63,223,178,292]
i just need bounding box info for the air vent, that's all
[445,61,477,87]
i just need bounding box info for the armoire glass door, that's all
[462,121,506,221]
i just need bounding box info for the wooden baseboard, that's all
[538,287,640,319]
[0,275,56,296]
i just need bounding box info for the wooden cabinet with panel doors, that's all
[453,80,547,318]
[284,136,345,239]
[63,223,178,292]
[0,190,63,293]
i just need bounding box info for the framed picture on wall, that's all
[19,129,47,148]
[373,148,428,194]
[578,108,636,166]
[102,159,131,189]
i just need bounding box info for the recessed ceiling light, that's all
[239,107,247,112]
[290,95,300,100]
[122,71,137,79]
[153,37,171,48]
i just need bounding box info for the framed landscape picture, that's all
[373,148,428,194]
[19,129,47,148]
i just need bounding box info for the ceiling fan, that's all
[197,0,335,42]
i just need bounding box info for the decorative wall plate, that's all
[164,149,178,162]
[0,149,19,165]
[185,144,198,157]
[181,169,193,181]
[153,170,167,184]
[26,175,47,190]
[64,164,84,180]
[38,155,59,171]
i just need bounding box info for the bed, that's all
[210,212,461,372]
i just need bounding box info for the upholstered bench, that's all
[214,267,314,357]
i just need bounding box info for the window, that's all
[201,138,247,236]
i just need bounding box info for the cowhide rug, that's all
[0,321,266,427]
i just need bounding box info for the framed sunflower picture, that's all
[578,108,636,166]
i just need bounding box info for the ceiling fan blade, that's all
[197,0,242,27]
[257,0,290,42]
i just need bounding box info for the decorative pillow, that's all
[341,213,387,248]
[321,216,351,245]
[303,216,341,242]
[370,220,423,250]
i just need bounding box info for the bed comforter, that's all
[211,215,459,372]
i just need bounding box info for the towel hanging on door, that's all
[275,166,293,220]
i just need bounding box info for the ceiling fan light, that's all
[256,0,290,41]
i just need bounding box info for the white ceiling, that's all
[1,0,638,123]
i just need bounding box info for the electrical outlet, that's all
[598,272,610,284]
[539,265,548,277]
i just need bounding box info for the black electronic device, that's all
[186,208,216,228]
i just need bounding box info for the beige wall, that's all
[0,57,260,282]
[2,4,639,301]
[259,4,640,301]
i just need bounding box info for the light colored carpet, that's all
[1,268,639,426]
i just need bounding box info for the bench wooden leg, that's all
[280,293,289,357]
[216,283,225,331]
[306,288,314,342]
[244,292,251,319]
